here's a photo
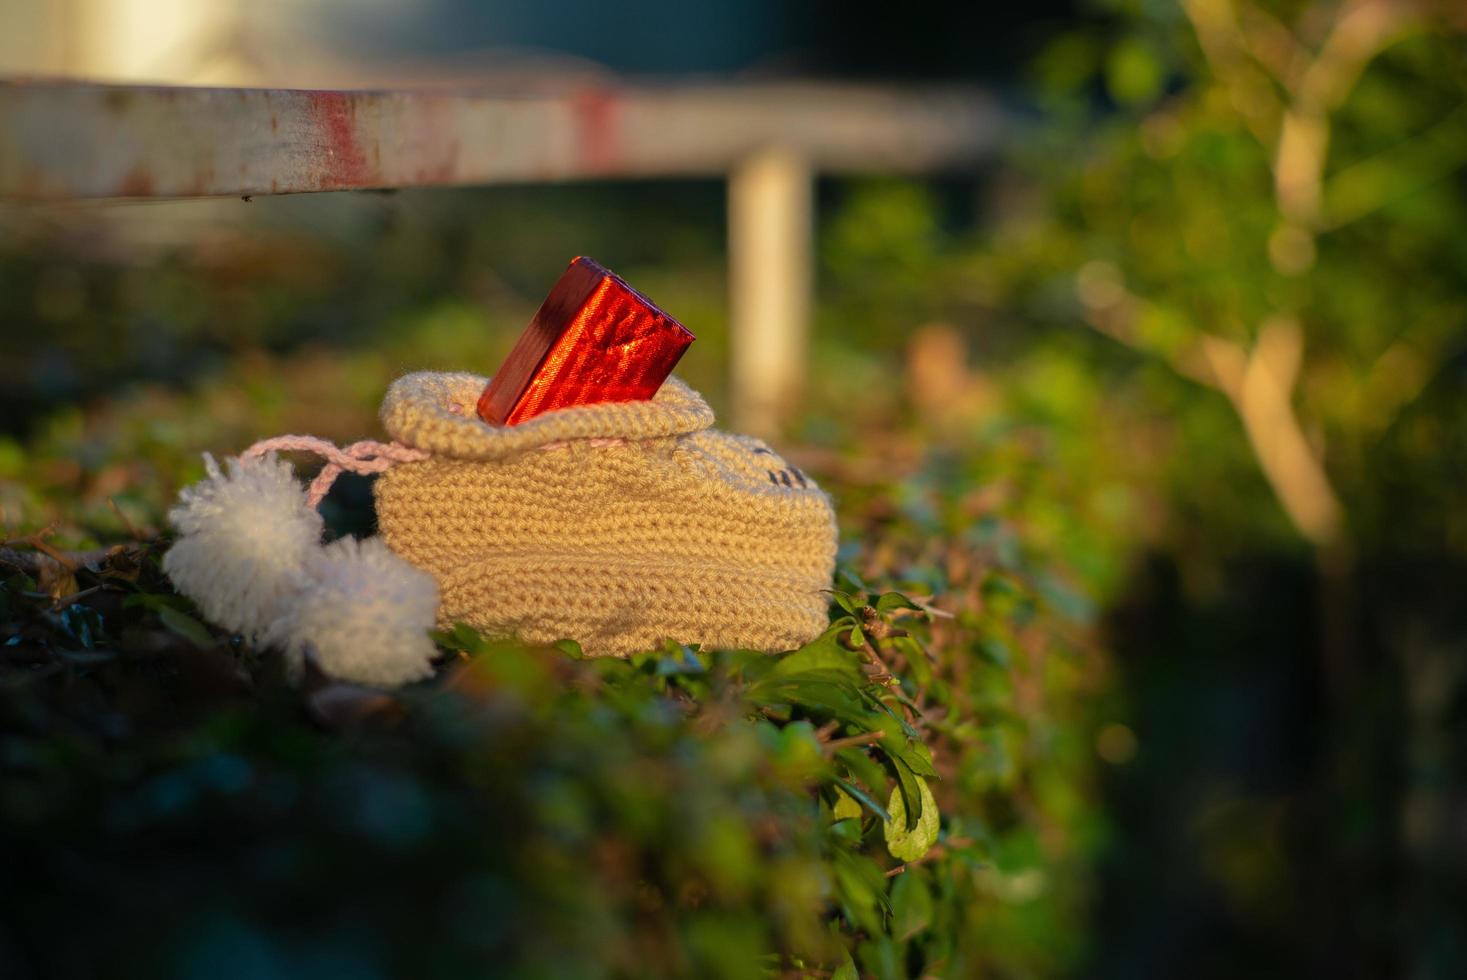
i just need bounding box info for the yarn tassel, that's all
[273,536,440,687]
[164,450,439,688]
[163,453,322,643]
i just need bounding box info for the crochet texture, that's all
[375,373,838,655]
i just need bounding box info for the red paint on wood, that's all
[0,80,1007,200]
[309,91,371,188]
[118,167,154,196]
[188,160,216,197]
[572,88,621,173]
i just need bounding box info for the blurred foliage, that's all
[0,177,1116,976]
[0,405,1109,978]
[0,184,732,440]
[1004,0,1467,561]
[814,0,1467,975]
[806,1,1466,975]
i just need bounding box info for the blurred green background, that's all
[2,0,1465,977]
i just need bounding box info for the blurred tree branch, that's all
[1093,0,1460,549]
[1078,277,1344,546]
[1185,0,1428,235]
[1201,318,1344,546]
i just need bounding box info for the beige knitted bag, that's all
[373,372,838,655]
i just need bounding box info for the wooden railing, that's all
[0,79,1006,432]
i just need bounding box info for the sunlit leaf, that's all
[873,592,920,614]
[832,785,865,823]
[769,628,863,680]
[888,754,924,831]
[882,735,938,779]
[884,778,939,862]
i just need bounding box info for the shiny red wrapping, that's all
[477,257,694,426]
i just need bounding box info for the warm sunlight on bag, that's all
[374,371,838,655]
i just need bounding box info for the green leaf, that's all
[4,573,37,594]
[979,636,1012,667]
[122,592,192,613]
[888,754,924,831]
[893,634,934,687]
[864,693,921,741]
[833,777,890,823]
[857,935,903,980]
[832,785,864,823]
[1105,37,1164,106]
[830,947,859,980]
[750,677,869,725]
[770,628,863,679]
[1035,31,1100,97]
[832,848,890,936]
[453,622,493,654]
[874,591,919,614]
[835,748,890,805]
[884,777,939,862]
[889,869,934,941]
[159,606,213,649]
[882,736,938,779]
[433,622,494,655]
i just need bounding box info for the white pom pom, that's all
[165,450,440,688]
[273,535,440,688]
[164,453,323,641]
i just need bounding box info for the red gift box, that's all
[477,257,695,426]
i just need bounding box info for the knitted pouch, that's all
[373,372,838,655]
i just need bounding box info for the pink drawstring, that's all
[240,430,628,509]
[241,436,431,508]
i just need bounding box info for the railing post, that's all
[728,146,812,438]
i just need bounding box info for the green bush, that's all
[0,275,1117,974]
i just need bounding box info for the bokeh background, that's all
[2,1,1465,977]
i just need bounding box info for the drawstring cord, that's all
[240,431,630,509]
[241,436,431,508]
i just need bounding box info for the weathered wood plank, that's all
[0,80,1005,200]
